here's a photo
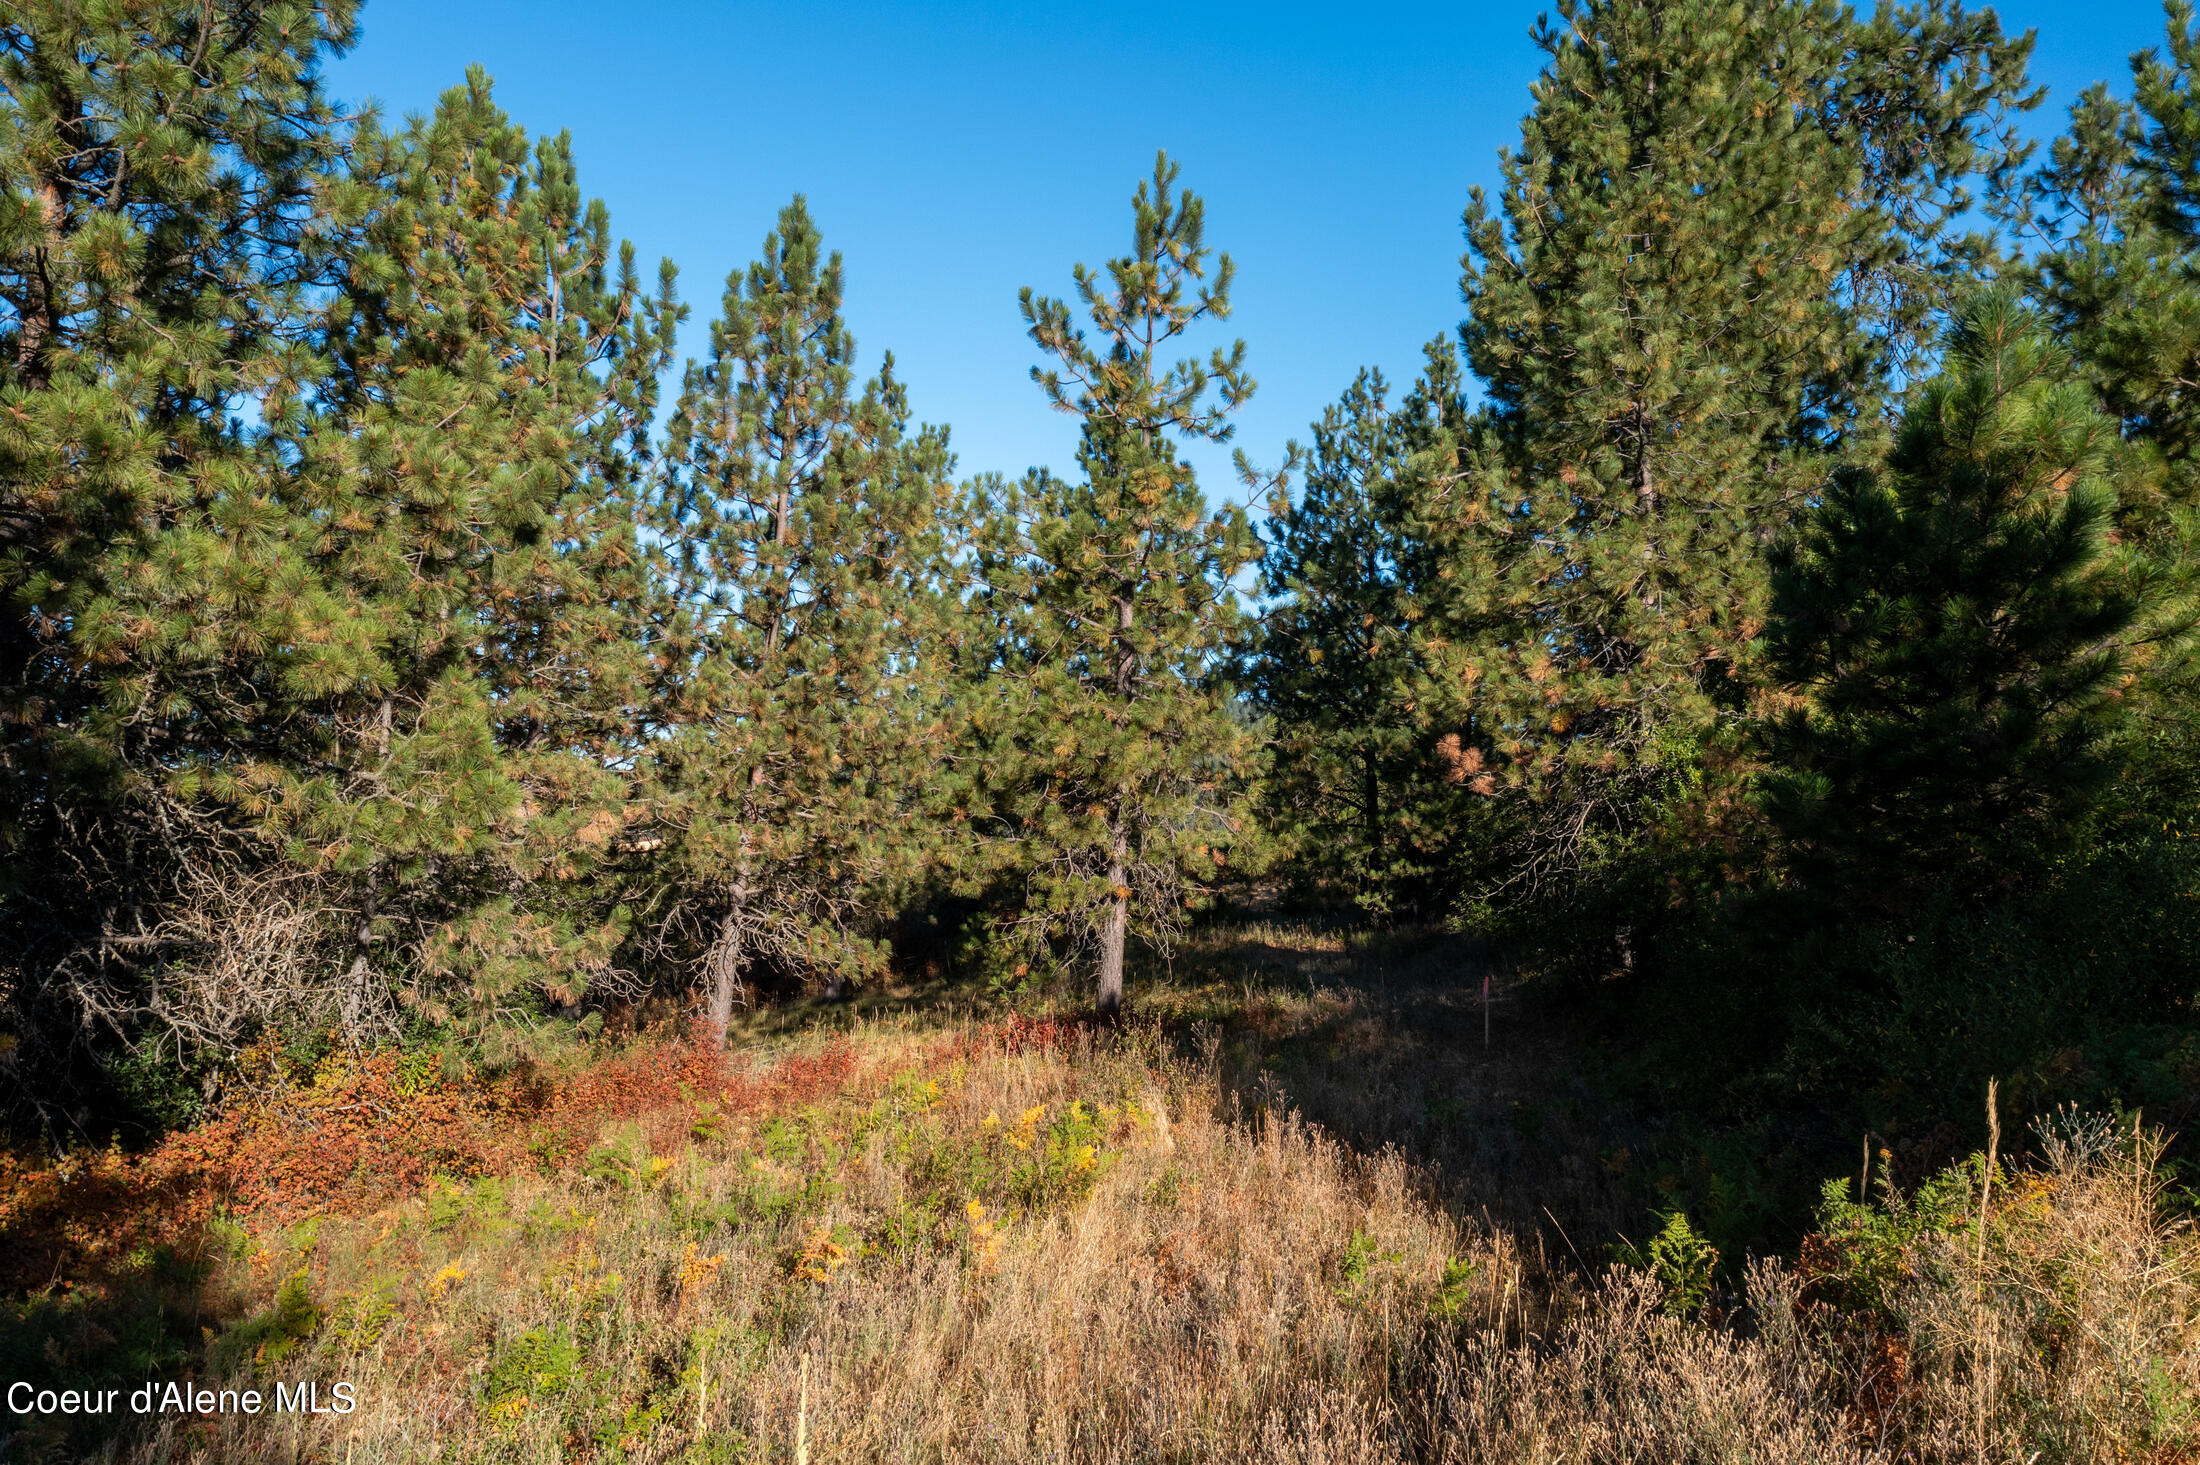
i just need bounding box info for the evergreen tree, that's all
[651,198,955,1042]
[2007,3,2200,523]
[0,0,367,1116]
[1993,0,2200,846]
[1409,0,2034,898]
[1762,293,2191,904]
[1254,367,1466,920]
[976,154,1257,1014]
[0,31,683,1096]
[261,70,679,1039]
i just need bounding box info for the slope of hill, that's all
[3,928,2193,1463]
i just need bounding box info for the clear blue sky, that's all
[330,1,2178,504]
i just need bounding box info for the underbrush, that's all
[1629,831,2200,1157]
[7,1015,1514,1462]
[2,965,2195,1463]
[0,1024,870,1292]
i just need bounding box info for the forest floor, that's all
[2,925,2194,1463]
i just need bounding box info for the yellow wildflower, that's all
[678,1242,728,1299]
[965,1197,1001,1272]
[795,1226,852,1285]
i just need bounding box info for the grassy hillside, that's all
[3,928,2195,1463]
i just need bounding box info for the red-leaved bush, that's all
[0,1027,877,1292]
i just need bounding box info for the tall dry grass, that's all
[1830,1109,2200,1462]
[29,1016,2179,1463]
[103,1023,1514,1463]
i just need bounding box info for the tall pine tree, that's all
[1,37,683,1098]
[975,154,1257,1014]
[1985,2,2200,846]
[1253,367,1467,920]
[1762,292,2192,904]
[1408,0,2034,900]
[2003,1,2200,524]
[0,0,367,1117]
[259,69,679,1041]
[651,198,955,1041]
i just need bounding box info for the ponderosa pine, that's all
[976,153,1258,1015]
[264,70,679,1041]
[1762,293,2193,904]
[651,198,955,1042]
[1253,367,1464,921]
[2007,2,2200,525]
[1409,0,2035,900]
[0,32,683,1105]
[0,0,367,1119]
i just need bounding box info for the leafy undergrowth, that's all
[0,1025,874,1293]
[1,959,2195,1463]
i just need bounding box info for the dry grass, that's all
[1134,924,1657,1247]
[1837,1110,2200,1461]
[5,925,2196,1464]
[93,1020,1518,1463]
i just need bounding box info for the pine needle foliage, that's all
[1407,0,2035,899]
[0,22,684,1106]
[1761,292,2195,904]
[651,198,957,1040]
[1253,366,1471,922]
[2005,1,2200,524]
[261,69,681,1036]
[0,0,369,1115]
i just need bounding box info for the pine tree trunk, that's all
[1098,821,1128,1018]
[339,699,394,1036]
[1363,748,1382,874]
[1096,586,1139,1017]
[705,873,750,1048]
[342,880,378,1035]
[16,174,66,389]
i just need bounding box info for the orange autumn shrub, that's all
[0,1027,883,1293]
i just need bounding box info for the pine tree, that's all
[261,69,680,1038]
[651,198,955,1042]
[976,153,1258,1014]
[1,33,683,1086]
[2006,2,2200,522]
[1995,0,2200,847]
[1761,293,2191,904]
[1408,0,2034,898]
[1253,367,1465,920]
[0,0,368,1110]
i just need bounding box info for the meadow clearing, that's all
[3,927,2195,1463]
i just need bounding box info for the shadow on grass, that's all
[0,1216,248,1463]
[1120,922,1843,1272]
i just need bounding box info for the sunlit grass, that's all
[5,931,2195,1462]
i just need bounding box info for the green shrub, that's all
[1612,1210,1719,1316]
[483,1327,582,1418]
[213,1268,321,1369]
